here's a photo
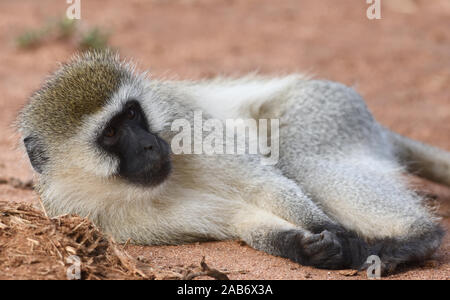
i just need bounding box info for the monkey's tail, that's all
[388,130,450,186]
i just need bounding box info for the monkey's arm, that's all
[219,157,338,233]
[231,205,361,269]
[244,168,336,233]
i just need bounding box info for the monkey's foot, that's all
[360,224,444,276]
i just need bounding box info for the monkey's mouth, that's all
[119,159,172,187]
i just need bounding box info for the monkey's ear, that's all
[23,135,48,174]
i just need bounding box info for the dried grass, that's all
[0,201,225,280]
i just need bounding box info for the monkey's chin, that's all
[119,160,172,188]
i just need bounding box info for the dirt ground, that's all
[0,0,449,279]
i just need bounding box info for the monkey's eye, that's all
[104,127,116,138]
[126,106,136,120]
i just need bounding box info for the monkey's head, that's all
[18,50,172,193]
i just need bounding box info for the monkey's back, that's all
[278,80,390,158]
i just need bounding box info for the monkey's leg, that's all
[232,205,354,269]
[288,154,444,273]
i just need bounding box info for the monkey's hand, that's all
[275,229,348,269]
[306,223,371,270]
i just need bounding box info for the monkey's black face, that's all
[97,100,171,186]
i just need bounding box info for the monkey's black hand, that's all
[274,229,346,269]
[309,223,371,270]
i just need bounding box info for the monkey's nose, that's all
[141,134,161,153]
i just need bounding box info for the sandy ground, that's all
[0,0,449,279]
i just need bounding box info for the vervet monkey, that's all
[18,50,448,273]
